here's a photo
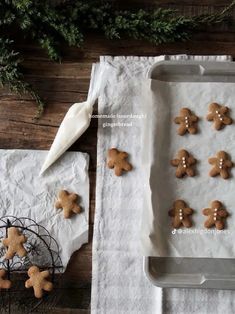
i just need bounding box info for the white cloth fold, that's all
[91,55,233,314]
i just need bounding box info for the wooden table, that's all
[0,1,235,312]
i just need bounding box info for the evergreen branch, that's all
[0,38,44,117]
[0,0,235,117]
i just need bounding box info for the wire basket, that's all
[0,216,63,313]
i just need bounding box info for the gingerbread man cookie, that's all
[174,108,199,135]
[2,227,27,259]
[203,200,229,230]
[208,151,233,179]
[25,266,53,298]
[206,102,232,130]
[107,148,132,176]
[171,149,197,178]
[55,190,82,219]
[0,269,11,290]
[169,200,193,228]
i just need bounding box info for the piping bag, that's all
[40,62,109,175]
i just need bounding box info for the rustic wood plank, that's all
[1,1,235,312]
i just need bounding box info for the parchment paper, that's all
[0,149,89,269]
[142,79,235,258]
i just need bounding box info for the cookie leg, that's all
[209,167,219,177]
[220,169,229,179]
[188,127,197,134]
[215,220,224,230]
[223,116,232,125]
[175,168,185,178]
[123,162,132,172]
[204,219,215,229]
[186,168,195,177]
[114,166,122,176]
[182,218,192,228]
[172,217,182,229]
[177,125,187,136]
[214,120,223,130]
[73,205,82,214]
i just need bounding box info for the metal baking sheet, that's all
[144,60,235,289]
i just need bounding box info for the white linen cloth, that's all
[0,149,89,269]
[91,55,233,314]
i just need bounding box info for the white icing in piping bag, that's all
[40,62,108,175]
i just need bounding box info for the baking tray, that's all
[144,60,235,289]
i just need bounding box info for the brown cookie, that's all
[0,269,11,289]
[206,102,232,130]
[25,266,53,298]
[169,200,193,228]
[203,200,229,230]
[171,149,197,178]
[2,227,27,259]
[107,148,132,176]
[208,151,233,179]
[55,190,82,219]
[174,108,199,135]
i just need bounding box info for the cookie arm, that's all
[171,159,179,166]
[119,152,128,159]
[225,160,233,168]
[191,115,198,122]
[221,106,229,114]
[187,157,196,165]
[208,158,217,165]
[218,209,228,218]
[206,113,214,121]
[184,207,193,215]
[203,208,211,215]
[168,209,175,217]
[174,117,181,124]
[107,160,115,169]
[69,193,78,202]
[55,200,62,209]
[17,246,27,257]
[43,280,53,292]
[25,278,33,288]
